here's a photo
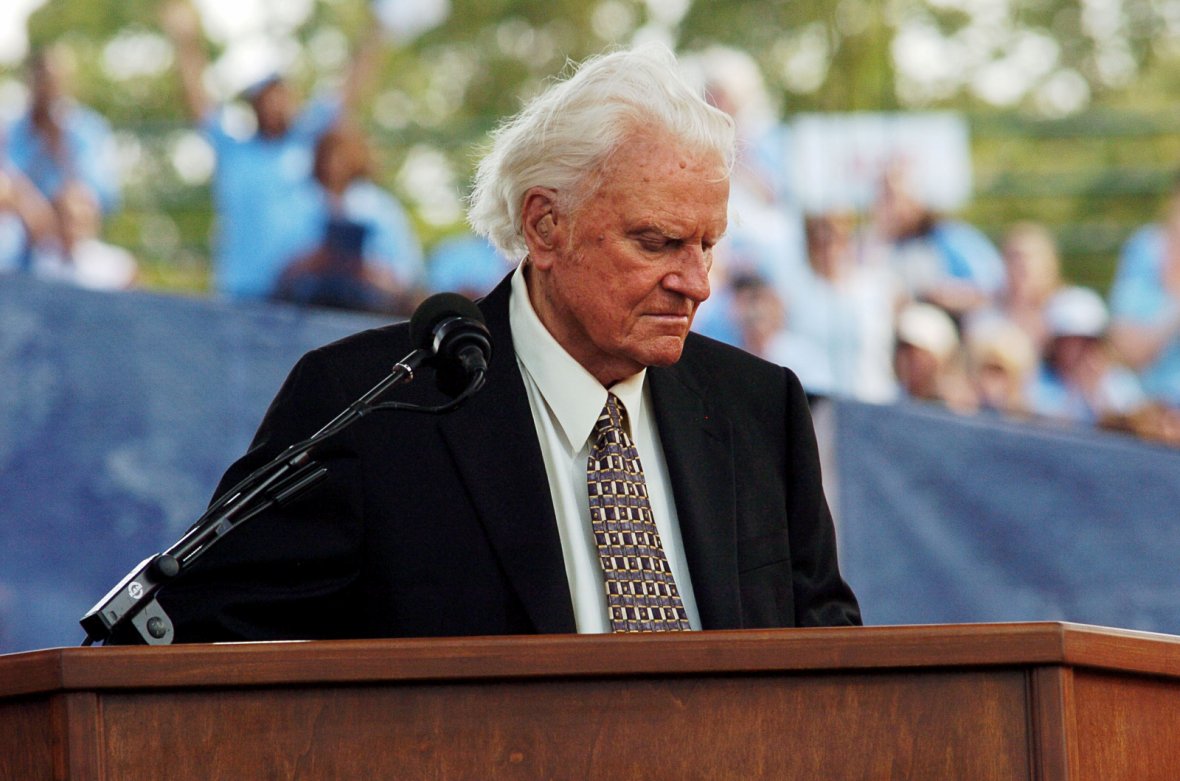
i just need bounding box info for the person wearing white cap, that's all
[892,301,971,405]
[1030,285,1146,424]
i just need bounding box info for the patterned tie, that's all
[587,393,691,632]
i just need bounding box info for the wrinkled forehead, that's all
[599,129,729,190]
[561,134,728,236]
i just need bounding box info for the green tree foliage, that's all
[7,0,1180,292]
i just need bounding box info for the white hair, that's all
[466,43,736,259]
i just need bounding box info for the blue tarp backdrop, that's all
[831,399,1180,632]
[0,277,383,652]
[2,276,1179,653]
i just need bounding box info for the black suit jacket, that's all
[159,275,860,641]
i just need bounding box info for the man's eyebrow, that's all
[628,221,688,238]
[629,221,671,233]
[624,229,671,244]
[628,217,726,242]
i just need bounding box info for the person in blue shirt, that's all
[274,122,424,314]
[5,45,121,217]
[1032,285,1146,425]
[0,164,57,273]
[867,164,1005,320]
[161,0,386,301]
[1108,178,1180,406]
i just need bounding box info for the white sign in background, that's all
[788,111,974,215]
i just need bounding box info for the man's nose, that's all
[665,245,712,302]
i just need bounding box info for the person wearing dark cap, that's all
[160,0,386,301]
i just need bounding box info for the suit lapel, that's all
[431,276,741,632]
[437,277,577,633]
[649,361,741,629]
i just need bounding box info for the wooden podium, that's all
[2,622,1179,779]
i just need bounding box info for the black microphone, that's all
[410,292,492,396]
[80,295,494,646]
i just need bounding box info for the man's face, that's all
[528,130,729,387]
[1049,334,1096,374]
[894,342,941,399]
[252,81,296,139]
[31,54,64,111]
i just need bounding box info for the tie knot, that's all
[594,393,627,439]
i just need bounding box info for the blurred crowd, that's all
[0,3,510,311]
[4,19,1180,448]
[679,44,1180,449]
[0,46,136,291]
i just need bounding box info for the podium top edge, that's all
[4,622,1179,698]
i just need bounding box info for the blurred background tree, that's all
[3,0,1180,293]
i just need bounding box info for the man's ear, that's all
[521,187,560,269]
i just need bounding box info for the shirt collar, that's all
[509,260,648,450]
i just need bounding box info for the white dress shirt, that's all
[508,262,701,632]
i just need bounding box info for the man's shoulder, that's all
[299,320,415,378]
[673,331,795,395]
[654,333,810,436]
[681,330,783,370]
[315,318,411,352]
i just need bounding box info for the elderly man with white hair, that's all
[138,44,860,643]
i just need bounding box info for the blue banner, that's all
[3,276,1179,653]
[0,276,382,652]
[831,399,1180,633]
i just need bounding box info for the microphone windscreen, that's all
[409,292,485,351]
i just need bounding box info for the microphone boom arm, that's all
[80,348,434,646]
[80,291,494,647]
